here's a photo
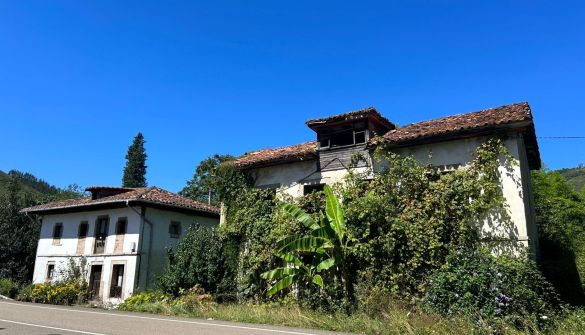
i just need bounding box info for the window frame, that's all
[52,223,63,245]
[115,217,127,235]
[169,221,181,238]
[46,262,55,281]
[109,264,125,298]
[78,221,89,238]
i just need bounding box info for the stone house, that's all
[233,102,541,256]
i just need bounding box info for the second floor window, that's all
[116,218,127,235]
[94,216,109,254]
[78,222,89,238]
[169,221,181,238]
[52,223,63,245]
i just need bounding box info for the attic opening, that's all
[87,186,135,200]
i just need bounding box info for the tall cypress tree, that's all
[122,132,148,187]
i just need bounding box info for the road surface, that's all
[0,300,347,335]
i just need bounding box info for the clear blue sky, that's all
[1,1,584,192]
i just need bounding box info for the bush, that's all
[0,278,19,298]
[118,290,172,311]
[20,280,89,305]
[157,225,237,298]
[423,248,560,330]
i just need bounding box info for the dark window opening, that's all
[354,131,366,144]
[94,216,109,254]
[109,264,124,298]
[303,184,325,195]
[52,223,63,245]
[169,221,181,238]
[115,218,127,235]
[46,264,55,281]
[330,130,355,147]
[78,222,88,238]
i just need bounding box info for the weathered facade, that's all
[234,102,541,256]
[21,186,219,304]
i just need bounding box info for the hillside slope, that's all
[557,166,585,192]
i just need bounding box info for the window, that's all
[94,216,109,254]
[109,264,125,298]
[169,221,181,238]
[115,218,127,235]
[303,183,325,195]
[52,223,63,245]
[318,124,368,150]
[78,222,89,238]
[46,263,55,281]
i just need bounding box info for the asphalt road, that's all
[0,300,347,335]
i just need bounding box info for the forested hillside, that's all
[558,166,585,192]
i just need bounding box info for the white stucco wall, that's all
[246,133,538,256]
[33,206,219,303]
[33,207,141,303]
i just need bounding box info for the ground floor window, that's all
[110,264,125,298]
[46,263,55,281]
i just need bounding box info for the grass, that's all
[114,297,583,335]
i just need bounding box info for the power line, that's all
[538,136,585,139]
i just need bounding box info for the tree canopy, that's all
[122,132,148,188]
[180,154,234,205]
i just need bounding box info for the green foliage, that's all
[122,132,148,187]
[261,185,352,300]
[558,166,585,192]
[118,290,172,310]
[531,169,585,304]
[180,154,235,205]
[157,225,236,298]
[19,280,89,305]
[0,277,19,298]
[423,248,559,330]
[344,138,516,298]
[0,176,40,282]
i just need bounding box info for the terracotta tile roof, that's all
[233,102,540,170]
[383,102,533,144]
[21,186,220,216]
[306,106,395,130]
[234,141,317,168]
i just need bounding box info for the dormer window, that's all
[318,124,368,150]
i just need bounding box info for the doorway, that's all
[89,265,102,299]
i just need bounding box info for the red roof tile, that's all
[383,102,533,144]
[305,106,395,130]
[234,141,317,168]
[233,102,540,170]
[21,186,220,216]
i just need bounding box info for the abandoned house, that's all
[21,186,220,303]
[234,102,541,256]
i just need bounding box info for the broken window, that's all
[169,221,181,238]
[317,122,368,149]
[109,264,125,298]
[52,223,63,245]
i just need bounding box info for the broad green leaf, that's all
[277,236,329,254]
[267,274,298,297]
[280,203,320,230]
[261,267,300,281]
[275,252,303,267]
[316,257,336,272]
[312,274,324,288]
[311,226,336,239]
[324,185,346,240]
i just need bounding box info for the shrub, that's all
[157,225,236,298]
[118,290,172,311]
[22,280,89,305]
[423,248,560,330]
[0,278,19,298]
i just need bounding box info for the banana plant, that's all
[261,185,351,297]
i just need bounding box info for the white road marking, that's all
[0,301,321,335]
[0,318,107,335]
